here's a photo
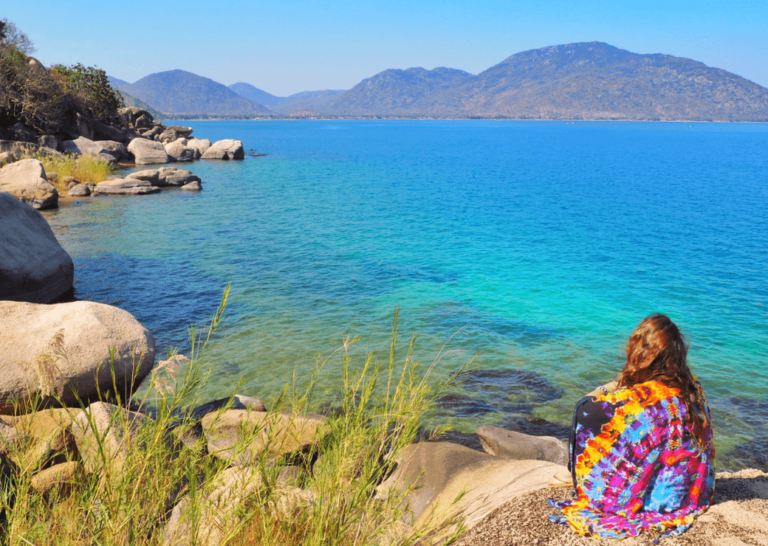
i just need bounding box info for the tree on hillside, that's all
[56,64,124,125]
[0,18,36,54]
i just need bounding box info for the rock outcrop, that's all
[0,159,58,209]
[378,441,563,540]
[164,466,264,546]
[164,139,195,162]
[127,167,201,187]
[0,191,74,302]
[127,138,169,165]
[477,425,569,466]
[186,138,211,158]
[92,178,161,195]
[201,410,327,464]
[72,402,157,474]
[0,301,155,413]
[200,139,244,160]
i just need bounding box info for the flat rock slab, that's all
[477,425,569,466]
[0,191,74,303]
[378,441,562,541]
[0,159,58,210]
[0,301,155,413]
[202,410,327,464]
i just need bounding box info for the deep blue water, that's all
[45,121,768,470]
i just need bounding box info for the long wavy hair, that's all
[617,314,711,448]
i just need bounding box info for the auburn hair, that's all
[617,314,711,449]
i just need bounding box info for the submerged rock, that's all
[0,191,73,302]
[0,159,58,209]
[477,425,569,466]
[0,301,155,413]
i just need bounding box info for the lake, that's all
[45,120,768,471]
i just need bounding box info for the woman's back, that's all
[550,380,715,538]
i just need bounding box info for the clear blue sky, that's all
[4,0,768,96]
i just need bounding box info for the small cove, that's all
[45,120,768,471]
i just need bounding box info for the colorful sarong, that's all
[549,380,715,538]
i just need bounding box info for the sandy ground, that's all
[455,469,768,546]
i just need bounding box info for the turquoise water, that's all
[45,121,768,470]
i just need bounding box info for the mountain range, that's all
[110,42,768,121]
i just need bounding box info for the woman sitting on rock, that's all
[549,314,716,539]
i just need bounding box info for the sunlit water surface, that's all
[45,121,768,470]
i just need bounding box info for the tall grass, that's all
[0,287,473,546]
[13,152,117,190]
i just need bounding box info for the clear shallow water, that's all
[45,121,768,470]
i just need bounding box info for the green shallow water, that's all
[45,120,768,470]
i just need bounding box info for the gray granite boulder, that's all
[476,425,569,466]
[93,178,161,195]
[0,159,58,209]
[186,138,211,159]
[127,138,169,165]
[38,135,59,150]
[0,191,74,302]
[164,139,195,162]
[181,180,202,191]
[0,301,155,413]
[201,139,244,160]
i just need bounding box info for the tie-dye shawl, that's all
[549,380,715,539]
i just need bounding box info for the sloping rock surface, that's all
[0,191,73,302]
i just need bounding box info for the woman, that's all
[549,314,716,539]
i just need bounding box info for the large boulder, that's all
[127,138,169,165]
[0,159,58,209]
[378,442,562,540]
[119,107,153,129]
[181,180,202,191]
[159,126,193,143]
[0,140,63,163]
[164,140,195,162]
[0,301,155,413]
[0,191,73,302]
[476,426,569,466]
[61,136,105,157]
[186,138,211,158]
[98,140,128,161]
[200,139,244,160]
[202,410,327,465]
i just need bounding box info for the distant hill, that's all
[110,43,768,120]
[323,42,768,121]
[111,70,271,116]
[229,83,345,114]
[228,83,282,107]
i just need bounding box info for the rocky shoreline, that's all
[0,119,766,543]
[0,106,245,210]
